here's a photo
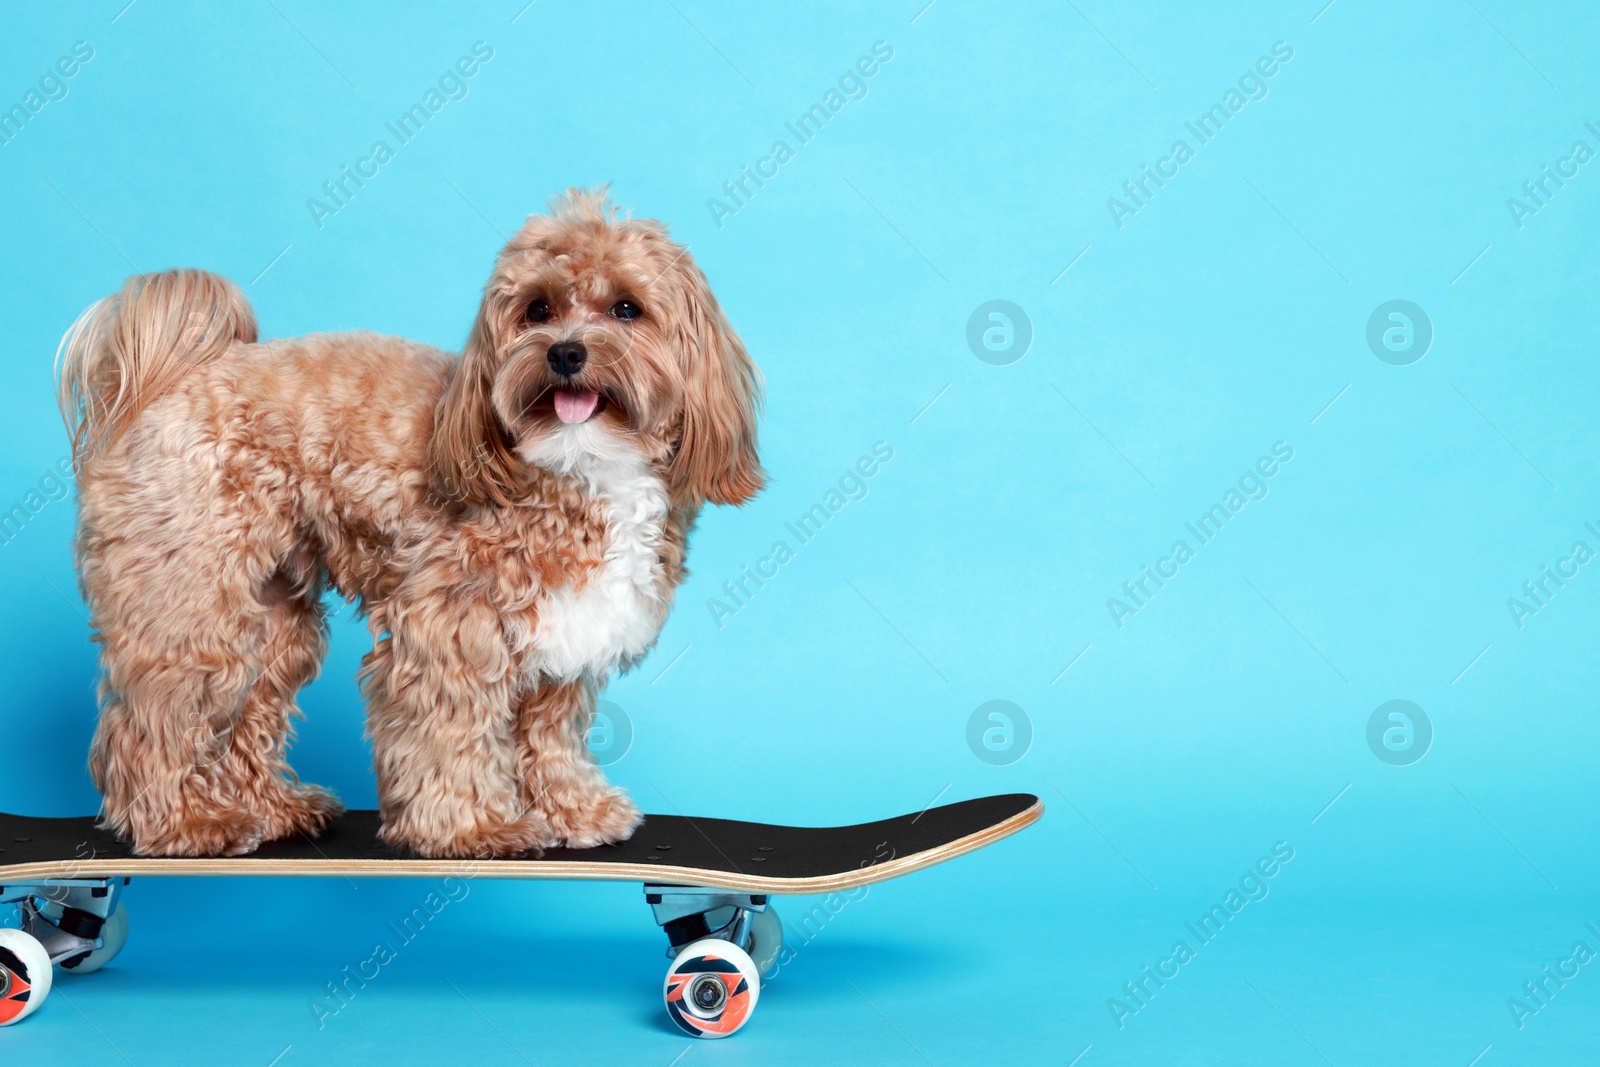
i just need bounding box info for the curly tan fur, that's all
[56,189,764,858]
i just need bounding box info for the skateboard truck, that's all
[0,878,130,972]
[645,884,784,1038]
[645,885,769,953]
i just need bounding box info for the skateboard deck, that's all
[0,793,1041,1036]
[0,792,1041,893]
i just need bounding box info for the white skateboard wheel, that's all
[49,901,130,974]
[747,906,784,979]
[0,929,53,1025]
[664,937,760,1038]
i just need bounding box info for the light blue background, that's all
[3,1,1598,1063]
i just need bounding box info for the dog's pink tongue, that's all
[554,388,599,424]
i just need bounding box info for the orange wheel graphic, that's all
[0,929,52,1026]
[663,937,760,1038]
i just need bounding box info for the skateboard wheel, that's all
[0,929,52,1026]
[746,906,783,979]
[50,902,130,974]
[663,937,760,1038]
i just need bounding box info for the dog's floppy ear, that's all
[667,258,765,507]
[430,305,520,506]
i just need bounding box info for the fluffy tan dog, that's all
[55,189,763,858]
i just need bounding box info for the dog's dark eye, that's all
[609,300,643,321]
[528,299,552,324]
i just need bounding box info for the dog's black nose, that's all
[546,341,587,377]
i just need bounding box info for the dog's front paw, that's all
[548,788,642,849]
[257,784,344,844]
[129,811,269,858]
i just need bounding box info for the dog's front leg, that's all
[363,591,551,858]
[514,680,642,849]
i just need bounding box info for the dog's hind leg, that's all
[216,569,344,844]
[83,514,339,856]
[513,681,640,849]
[88,585,274,856]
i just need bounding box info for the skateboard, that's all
[0,792,1041,1037]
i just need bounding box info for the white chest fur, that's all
[522,438,670,682]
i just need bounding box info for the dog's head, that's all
[430,188,764,509]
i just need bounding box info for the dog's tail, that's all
[56,269,257,465]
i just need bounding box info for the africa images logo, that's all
[966,301,1032,366]
[1365,300,1432,366]
[966,700,1032,766]
[1366,700,1432,766]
